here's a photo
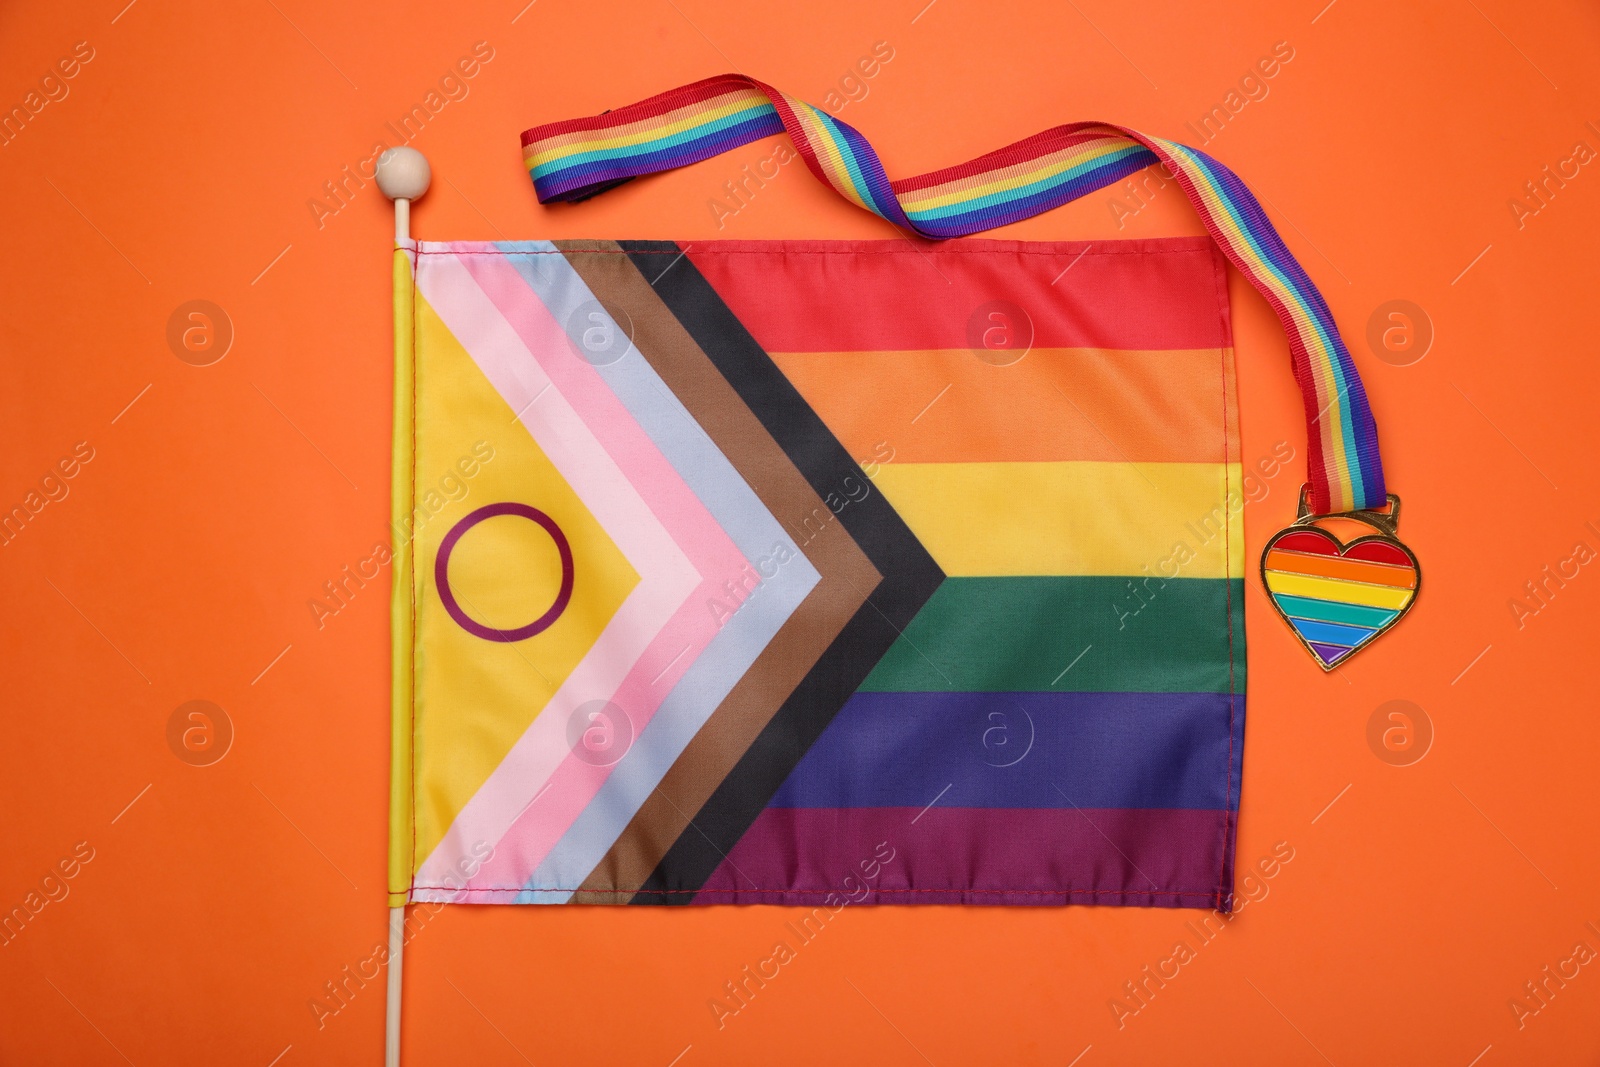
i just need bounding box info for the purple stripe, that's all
[1191,150,1384,502]
[910,150,1158,239]
[831,116,909,227]
[692,806,1229,907]
[1307,641,1354,666]
[533,112,786,199]
[769,690,1239,811]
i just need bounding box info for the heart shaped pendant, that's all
[1260,492,1419,670]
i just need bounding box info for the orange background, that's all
[3,0,1599,1063]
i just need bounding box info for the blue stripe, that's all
[1180,147,1368,502]
[833,116,905,225]
[533,102,779,177]
[848,124,909,226]
[812,107,881,216]
[1205,156,1369,494]
[906,154,1155,239]
[534,108,782,185]
[905,145,1156,223]
[1273,594,1398,629]
[768,690,1241,811]
[1287,617,1378,648]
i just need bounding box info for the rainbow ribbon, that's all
[521,74,1386,515]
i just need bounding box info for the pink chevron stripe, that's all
[411,250,708,897]
[450,250,750,889]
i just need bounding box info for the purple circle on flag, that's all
[435,502,574,642]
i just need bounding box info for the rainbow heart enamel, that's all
[1261,527,1419,669]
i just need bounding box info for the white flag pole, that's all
[385,906,406,1066]
[375,145,429,1067]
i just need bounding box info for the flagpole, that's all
[385,906,406,1066]
[375,145,429,1067]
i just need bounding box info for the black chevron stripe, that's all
[617,241,946,904]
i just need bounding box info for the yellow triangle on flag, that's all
[407,291,638,872]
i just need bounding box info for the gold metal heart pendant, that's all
[1260,493,1419,670]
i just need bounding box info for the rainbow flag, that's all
[390,235,1246,908]
[521,74,1385,517]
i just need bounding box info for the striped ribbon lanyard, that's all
[519,75,1418,668]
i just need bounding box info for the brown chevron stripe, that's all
[558,242,882,902]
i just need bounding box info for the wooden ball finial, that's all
[376,147,431,202]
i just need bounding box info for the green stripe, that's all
[1272,593,1398,629]
[860,576,1245,694]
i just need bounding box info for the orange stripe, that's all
[529,89,766,154]
[1265,549,1417,589]
[770,348,1232,463]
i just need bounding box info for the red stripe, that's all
[687,237,1231,354]
[1269,531,1341,556]
[1343,540,1413,567]
[1134,136,1335,513]
[765,91,836,197]
[519,75,750,144]
[891,127,1110,194]
[695,806,1229,906]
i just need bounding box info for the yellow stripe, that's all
[870,461,1244,578]
[790,98,871,210]
[1165,140,1353,505]
[1264,570,1415,610]
[529,89,767,153]
[901,138,1132,214]
[901,127,1129,210]
[527,91,772,167]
